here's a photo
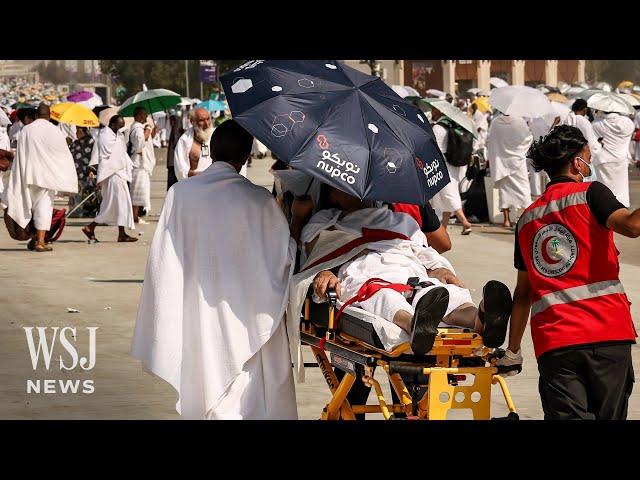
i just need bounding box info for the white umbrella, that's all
[467,87,482,95]
[177,97,192,106]
[542,101,571,124]
[98,106,134,128]
[557,81,570,94]
[391,85,421,98]
[595,82,612,92]
[490,77,509,88]
[564,86,586,97]
[0,107,9,126]
[489,85,553,118]
[423,99,478,138]
[618,93,640,107]
[587,92,635,115]
[576,88,604,101]
[425,88,446,98]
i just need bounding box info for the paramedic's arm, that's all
[606,208,640,238]
[588,181,640,237]
[421,204,451,253]
[290,195,314,244]
[507,270,533,354]
[426,226,451,254]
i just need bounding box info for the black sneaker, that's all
[410,287,449,356]
[480,281,513,348]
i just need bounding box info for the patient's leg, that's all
[443,303,478,330]
[358,290,414,333]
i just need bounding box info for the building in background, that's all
[344,60,586,97]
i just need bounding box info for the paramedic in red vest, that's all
[498,125,637,420]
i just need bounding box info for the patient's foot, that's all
[478,280,513,348]
[410,287,449,356]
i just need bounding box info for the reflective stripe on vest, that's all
[518,191,588,230]
[531,279,626,317]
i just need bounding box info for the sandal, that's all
[34,243,53,252]
[461,227,472,235]
[118,235,139,243]
[82,226,99,243]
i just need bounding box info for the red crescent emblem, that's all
[541,236,561,265]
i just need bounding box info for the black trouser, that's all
[167,166,178,191]
[537,343,635,420]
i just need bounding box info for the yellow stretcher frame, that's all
[301,295,519,420]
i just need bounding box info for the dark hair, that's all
[571,98,587,112]
[133,106,147,117]
[17,107,37,123]
[108,114,123,127]
[210,119,253,164]
[527,125,587,177]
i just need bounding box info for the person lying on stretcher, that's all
[297,186,513,356]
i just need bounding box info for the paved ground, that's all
[0,150,637,420]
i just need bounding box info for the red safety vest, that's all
[517,180,637,358]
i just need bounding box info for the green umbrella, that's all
[421,98,478,138]
[118,88,181,117]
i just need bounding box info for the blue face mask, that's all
[577,157,597,182]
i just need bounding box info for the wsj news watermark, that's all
[24,327,97,394]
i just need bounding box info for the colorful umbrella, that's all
[118,88,181,116]
[195,99,227,111]
[51,103,99,127]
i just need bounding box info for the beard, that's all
[194,125,214,143]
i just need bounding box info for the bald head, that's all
[37,103,50,120]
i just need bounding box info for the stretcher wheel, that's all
[491,412,519,420]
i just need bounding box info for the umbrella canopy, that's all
[595,82,612,92]
[489,85,552,118]
[177,97,192,106]
[195,99,227,111]
[618,93,640,107]
[67,91,93,102]
[118,88,181,116]
[547,92,568,103]
[51,103,99,127]
[564,86,586,97]
[490,77,509,88]
[618,80,634,91]
[0,108,10,127]
[536,86,550,94]
[587,92,635,115]
[471,96,491,113]
[467,87,482,95]
[576,88,604,101]
[425,88,446,98]
[221,60,450,205]
[98,106,134,128]
[422,99,478,138]
[390,85,421,99]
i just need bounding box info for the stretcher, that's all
[300,284,520,420]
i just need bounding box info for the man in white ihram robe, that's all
[2,105,77,251]
[129,107,156,223]
[592,111,635,207]
[487,112,533,227]
[131,120,297,419]
[82,115,137,242]
[428,106,473,233]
